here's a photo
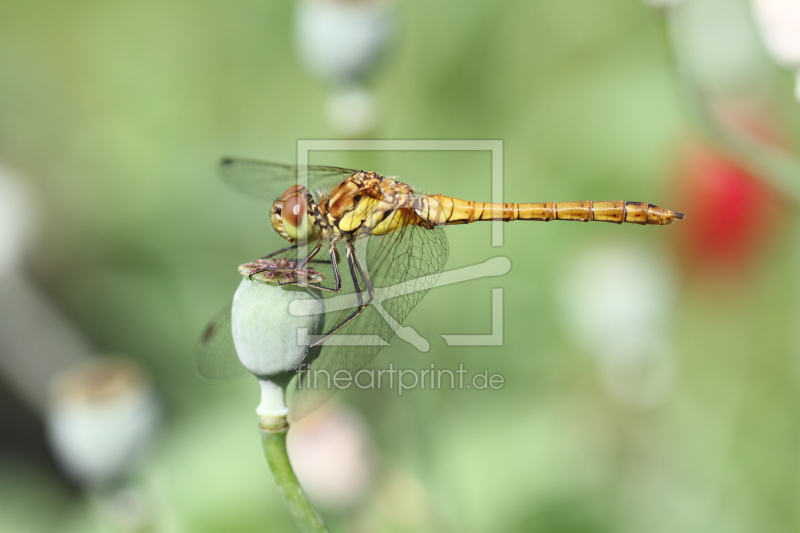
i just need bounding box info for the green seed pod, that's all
[231,277,325,380]
[227,259,326,418]
[47,358,159,488]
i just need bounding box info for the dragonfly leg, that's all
[350,242,376,303]
[248,241,326,284]
[345,243,369,310]
[290,243,367,371]
[257,244,329,265]
[281,240,343,293]
[302,240,373,353]
[259,243,299,260]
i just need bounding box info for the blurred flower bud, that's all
[294,0,396,134]
[287,403,374,509]
[752,0,800,99]
[673,140,782,275]
[295,0,395,85]
[231,260,325,382]
[46,358,159,489]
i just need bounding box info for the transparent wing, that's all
[288,220,449,420]
[196,157,357,381]
[196,303,247,382]
[218,158,358,200]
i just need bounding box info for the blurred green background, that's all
[1,0,799,532]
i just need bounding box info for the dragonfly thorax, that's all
[271,185,321,244]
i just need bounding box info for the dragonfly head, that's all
[271,185,320,244]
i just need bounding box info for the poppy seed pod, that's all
[231,260,326,417]
[294,0,396,134]
[294,0,395,85]
[46,359,159,488]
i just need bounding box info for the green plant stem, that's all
[259,416,329,533]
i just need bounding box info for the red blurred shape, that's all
[675,142,782,273]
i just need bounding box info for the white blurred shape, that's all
[287,403,374,509]
[295,0,396,134]
[257,378,289,418]
[675,0,768,93]
[557,243,677,408]
[0,167,36,278]
[47,358,160,488]
[0,166,92,412]
[295,0,395,84]
[752,0,800,100]
[753,0,800,67]
[596,336,675,409]
[560,244,672,347]
[231,277,324,379]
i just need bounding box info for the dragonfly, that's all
[198,158,685,419]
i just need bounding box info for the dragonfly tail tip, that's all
[665,209,686,224]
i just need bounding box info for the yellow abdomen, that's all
[418,196,685,226]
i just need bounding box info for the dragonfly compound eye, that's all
[281,184,305,201]
[282,193,307,229]
[277,188,318,243]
